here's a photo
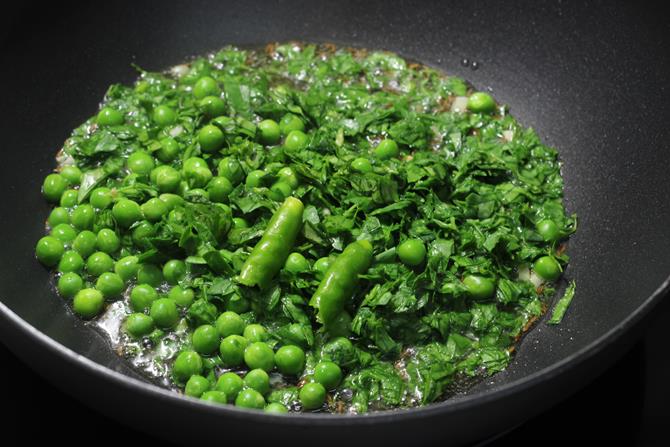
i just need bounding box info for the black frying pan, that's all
[1,1,669,445]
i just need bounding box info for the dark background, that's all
[1,1,668,445]
[3,294,668,446]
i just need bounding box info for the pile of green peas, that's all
[172,316,345,412]
[35,71,364,413]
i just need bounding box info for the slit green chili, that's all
[310,239,373,324]
[238,197,304,288]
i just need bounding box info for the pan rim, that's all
[1,270,668,424]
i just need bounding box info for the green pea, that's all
[50,223,77,243]
[243,324,268,342]
[313,257,332,280]
[127,152,155,176]
[284,130,308,152]
[193,76,220,99]
[125,313,155,338]
[172,350,203,383]
[351,157,372,173]
[232,217,249,229]
[112,199,143,227]
[245,170,265,188]
[199,96,226,118]
[467,92,496,114]
[219,335,249,367]
[132,221,156,249]
[258,119,281,145]
[141,198,169,222]
[244,342,275,372]
[269,181,292,201]
[89,187,113,209]
[156,137,180,163]
[114,255,139,282]
[277,167,299,189]
[130,284,158,311]
[299,382,326,411]
[159,193,184,210]
[96,228,120,253]
[216,372,243,401]
[59,189,78,208]
[96,272,124,298]
[397,239,426,266]
[150,298,179,328]
[284,252,310,273]
[70,204,95,230]
[313,361,342,390]
[463,275,496,300]
[183,157,213,188]
[207,177,234,203]
[86,251,114,277]
[536,219,560,242]
[533,256,562,281]
[72,230,97,258]
[274,345,305,376]
[162,259,186,285]
[279,113,305,136]
[201,390,227,404]
[60,165,82,185]
[198,124,225,153]
[225,294,250,314]
[153,105,177,127]
[97,107,124,126]
[169,286,195,307]
[152,166,182,193]
[185,375,211,398]
[321,337,356,367]
[235,388,265,409]
[244,369,271,395]
[48,207,70,227]
[57,272,84,298]
[264,403,288,414]
[215,311,246,337]
[217,157,244,185]
[137,263,163,287]
[282,323,312,348]
[58,250,84,273]
[374,139,399,160]
[192,324,220,355]
[42,173,68,203]
[72,288,104,319]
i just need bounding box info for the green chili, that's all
[238,197,304,288]
[310,240,373,324]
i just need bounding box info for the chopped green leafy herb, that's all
[36,42,576,414]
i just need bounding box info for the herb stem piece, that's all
[548,281,576,325]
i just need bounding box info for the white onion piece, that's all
[169,125,183,137]
[517,266,531,282]
[170,64,190,78]
[451,96,469,113]
[57,151,75,166]
[502,130,514,142]
[529,271,544,288]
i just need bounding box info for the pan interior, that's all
[1,0,669,409]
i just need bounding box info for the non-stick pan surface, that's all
[1,1,669,445]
